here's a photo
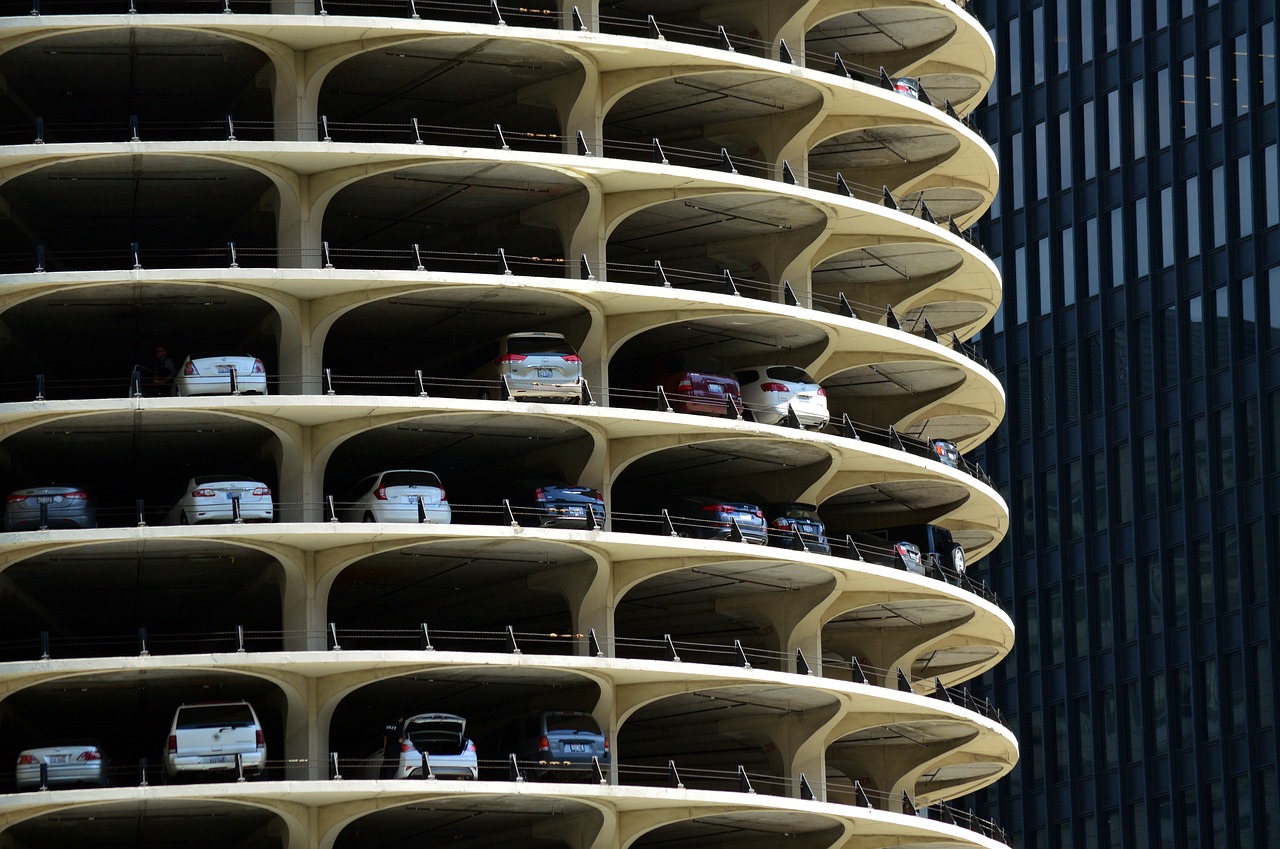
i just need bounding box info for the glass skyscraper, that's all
[974,1,1278,847]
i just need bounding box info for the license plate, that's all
[37,496,57,504]
[708,384,724,394]
[201,755,233,764]
[225,492,244,500]
[216,365,233,373]
[537,368,552,378]
[48,755,68,764]
[566,743,588,753]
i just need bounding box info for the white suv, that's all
[163,701,265,781]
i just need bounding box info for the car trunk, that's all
[173,705,259,757]
[405,715,467,756]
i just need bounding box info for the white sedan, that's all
[339,470,451,524]
[176,353,268,396]
[735,365,830,429]
[166,476,274,525]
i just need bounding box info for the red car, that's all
[631,353,742,416]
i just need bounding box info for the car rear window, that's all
[545,713,600,734]
[507,336,576,356]
[776,504,820,520]
[766,366,813,383]
[176,704,255,728]
[380,471,442,488]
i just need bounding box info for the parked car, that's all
[735,365,829,429]
[175,353,268,397]
[339,469,451,524]
[666,496,768,545]
[496,710,608,779]
[355,713,478,780]
[4,485,95,532]
[894,75,923,101]
[165,476,273,525]
[929,438,961,468]
[489,478,605,529]
[763,502,830,554]
[621,353,742,416]
[15,741,109,790]
[884,524,966,578]
[471,332,584,403]
[851,532,926,575]
[163,701,265,781]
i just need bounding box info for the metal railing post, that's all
[35,373,46,402]
[230,493,243,523]
[136,498,147,527]
[39,630,50,661]
[236,625,246,653]
[138,627,149,657]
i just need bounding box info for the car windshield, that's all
[176,704,255,728]
[507,336,575,356]
[766,366,814,383]
[380,471,441,488]
[545,713,601,734]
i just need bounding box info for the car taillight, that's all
[252,359,265,374]
[499,354,527,363]
[16,755,36,765]
[538,735,550,752]
[817,387,827,396]
[562,354,582,363]
[252,487,271,497]
[192,488,216,498]
[255,730,264,748]
[754,508,764,518]
[535,487,546,501]
[676,379,693,391]
[934,443,952,458]
[603,737,609,754]
[895,543,917,559]
[466,741,476,753]
[400,741,413,753]
[590,490,603,502]
[183,362,198,376]
[6,494,27,504]
[78,751,102,761]
[168,735,177,754]
[701,503,733,513]
[773,519,788,528]
[760,382,788,392]
[374,485,388,500]
[63,491,88,500]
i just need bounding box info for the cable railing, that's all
[0,623,1006,727]
[2,110,987,238]
[2,750,1006,843]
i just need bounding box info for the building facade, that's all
[0,2,1013,848]
[973,0,1279,847]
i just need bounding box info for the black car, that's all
[763,502,830,554]
[491,478,606,532]
[883,524,966,579]
[665,497,768,545]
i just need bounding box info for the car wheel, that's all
[363,512,376,523]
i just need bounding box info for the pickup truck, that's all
[163,701,265,781]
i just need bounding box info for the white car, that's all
[16,741,109,790]
[164,701,265,781]
[355,713,479,780]
[166,476,273,525]
[339,470,451,524]
[176,353,268,396]
[735,365,829,429]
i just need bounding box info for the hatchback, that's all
[16,741,109,790]
[340,470,451,524]
[358,713,478,780]
[763,502,830,554]
[176,353,268,397]
[4,485,95,532]
[475,332,584,403]
[667,497,768,545]
[735,365,829,429]
[165,477,273,525]
[497,710,608,779]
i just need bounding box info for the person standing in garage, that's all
[150,345,177,396]
[381,716,404,778]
